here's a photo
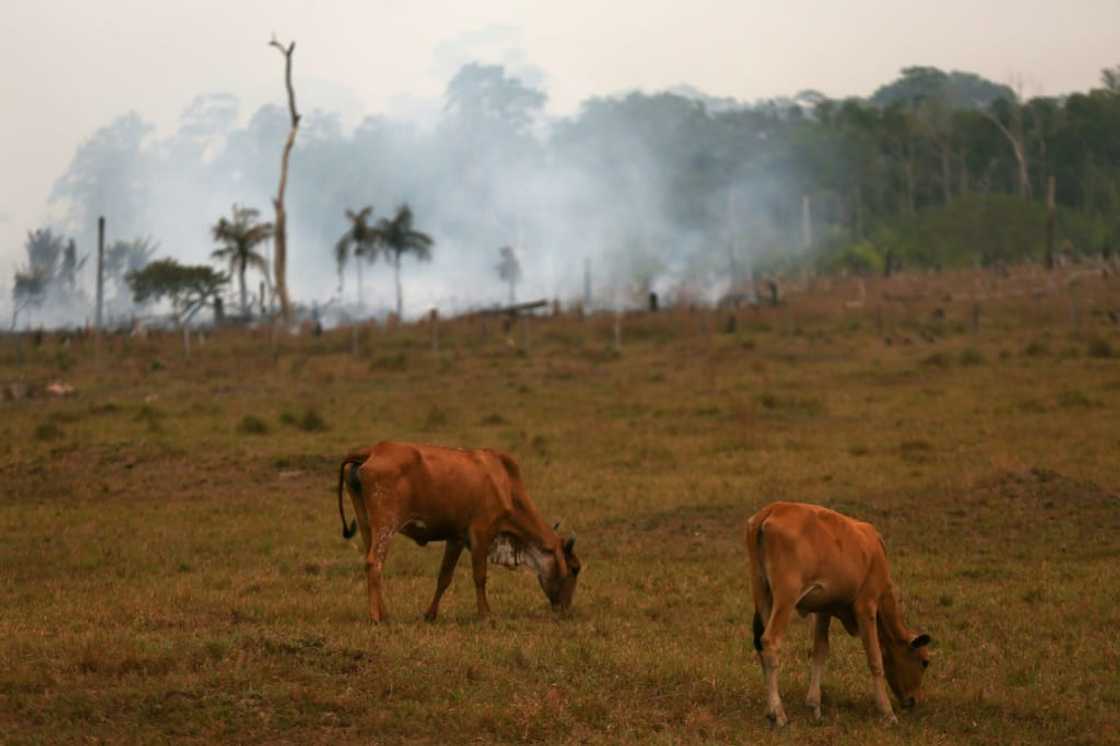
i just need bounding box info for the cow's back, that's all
[365,442,515,522]
[750,502,884,608]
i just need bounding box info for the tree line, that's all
[13,62,1120,327]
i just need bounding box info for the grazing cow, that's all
[745,501,931,726]
[337,442,581,623]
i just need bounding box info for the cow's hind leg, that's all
[348,484,373,554]
[806,613,831,720]
[424,539,464,622]
[759,598,795,727]
[365,514,398,623]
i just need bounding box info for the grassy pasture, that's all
[2,268,1119,744]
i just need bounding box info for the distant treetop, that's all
[871,66,1016,110]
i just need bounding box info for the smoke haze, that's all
[4,2,1118,327]
[9,72,801,327]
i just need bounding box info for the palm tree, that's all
[335,206,381,308]
[376,204,434,318]
[210,204,273,318]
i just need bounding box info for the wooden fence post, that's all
[430,309,440,353]
[95,217,105,330]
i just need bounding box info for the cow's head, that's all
[882,632,931,709]
[538,534,581,611]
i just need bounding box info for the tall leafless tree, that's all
[269,36,300,323]
[984,81,1032,200]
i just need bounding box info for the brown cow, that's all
[337,442,581,622]
[746,501,931,726]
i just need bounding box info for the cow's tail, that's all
[337,449,371,540]
[745,509,772,652]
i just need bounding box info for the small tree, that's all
[211,204,273,318]
[496,245,521,304]
[126,259,228,328]
[375,204,434,318]
[335,206,381,307]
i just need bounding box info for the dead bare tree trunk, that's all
[269,37,300,324]
[984,107,1031,200]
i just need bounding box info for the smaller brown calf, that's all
[745,501,932,726]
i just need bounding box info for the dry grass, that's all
[1,267,1119,744]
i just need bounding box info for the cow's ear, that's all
[910,633,931,649]
[563,535,576,555]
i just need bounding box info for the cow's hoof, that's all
[811,705,822,721]
[423,611,437,623]
[767,711,789,729]
[882,713,899,726]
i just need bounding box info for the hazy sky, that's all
[2,0,1118,293]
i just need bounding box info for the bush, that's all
[423,405,449,430]
[370,353,408,371]
[899,439,934,462]
[279,408,328,432]
[755,392,824,417]
[1087,337,1113,359]
[959,348,985,366]
[1057,390,1094,408]
[34,422,63,441]
[299,409,328,432]
[238,415,270,435]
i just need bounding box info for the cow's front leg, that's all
[806,613,831,720]
[468,526,495,619]
[856,604,896,724]
[424,539,464,622]
[365,517,397,623]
